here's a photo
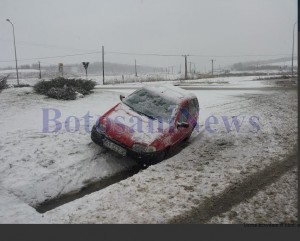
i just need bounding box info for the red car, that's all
[91,85,199,162]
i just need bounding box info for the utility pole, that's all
[210,59,215,75]
[183,55,189,80]
[193,63,196,74]
[189,62,192,73]
[102,45,105,85]
[292,21,298,76]
[58,63,63,77]
[135,59,137,77]
[38,61,41,79]
[6,19,19,86]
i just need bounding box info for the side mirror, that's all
[177,122,189,128]
[120,95,125,101]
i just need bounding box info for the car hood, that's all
[104,102,169,147]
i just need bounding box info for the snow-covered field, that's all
[0,69,40,74]
[267,59,298,67]
[0,76,297,223]
[2,69,288,87]
[94,75,281,90]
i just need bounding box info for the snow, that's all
[44,88,297,224]
[143,84,196,102]
[0,69,40,74]
[267,60,297,67]
[207,167,298,224]
[0,76,297,223]
[0,87,137,208]
[0,188,47,223]
[94,75,281,90]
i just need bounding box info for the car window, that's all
[190,98,199,117]
[178,103,189,123]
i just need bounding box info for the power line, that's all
[0,38,97,52]
[0,49,295,63]
[0,51,102,63]
[1,38,295,58]
[106,51,181,57]
[190,53,293,58]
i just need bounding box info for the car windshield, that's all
[123,88,179,123]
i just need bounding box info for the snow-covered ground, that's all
[94,75,281,90]
[267,59,298,67]
[207,166,298,224]
[46,88,297,224]
[0,76,297,223]
[0,69,40,74]
[230,69,291,74]
[0,87,137,209]
[2,70,288,87]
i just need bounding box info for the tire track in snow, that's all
[169,149,297,224]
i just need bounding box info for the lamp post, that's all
[291,21,298,77]
[6,19,19,86]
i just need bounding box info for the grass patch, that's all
[14,84,31,88]
[0,75,9,92]
[254,75,292,80]
[34,77,96,100]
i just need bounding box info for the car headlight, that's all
[132,144,156,153]
[96,118,106,133]
[99,123,106,132]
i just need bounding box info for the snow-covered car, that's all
[91,85,199,162]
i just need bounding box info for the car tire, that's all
[91,125,103,146]
[156,150,167,162]
[142,150,166,166]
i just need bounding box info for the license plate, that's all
[103,139,127,156]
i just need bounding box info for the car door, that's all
[189,98,199,128]
[171,101,192,145]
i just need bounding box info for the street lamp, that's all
[6,19,19,86]
[291,21,298,77]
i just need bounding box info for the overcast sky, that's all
[0,0,297,71]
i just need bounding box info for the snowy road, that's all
[0,78,297,223]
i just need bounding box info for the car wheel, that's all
[156,150,167,162]
[91,125,103,146]
[143,150,166,166]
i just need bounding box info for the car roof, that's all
[141,85,196,104]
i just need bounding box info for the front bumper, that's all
[91,125,165,162]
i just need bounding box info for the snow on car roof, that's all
[141,84,196,104]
